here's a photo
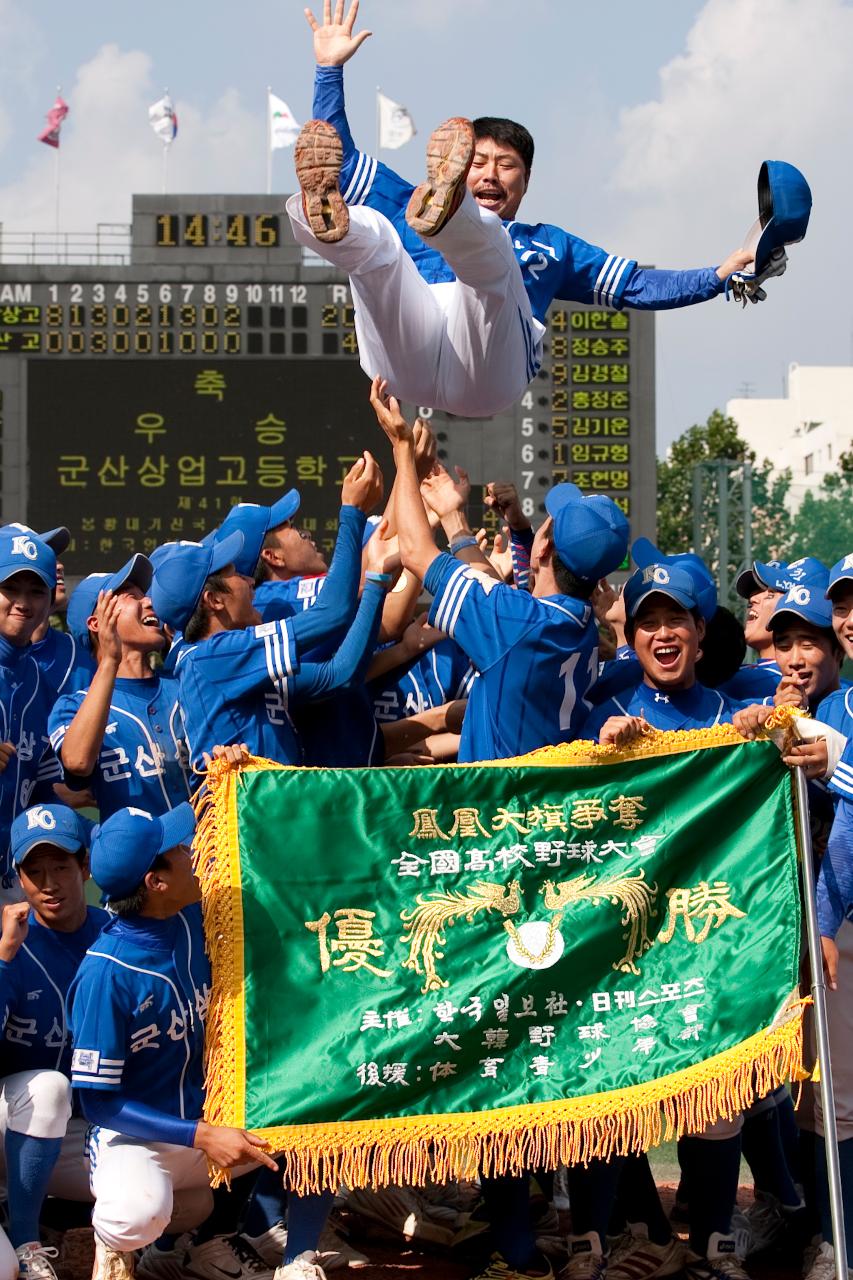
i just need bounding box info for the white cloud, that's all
[0,42,272,231]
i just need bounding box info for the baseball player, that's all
[287,2,757,418]
[48,555,192,822]
[0,531,64,905]
[815,554,853,734]
[0,804,107,1280]
[154,464,391,771]
[721,557,829,701]
[373,378,629,1280]
[67,801,280,1280]
[578,564,768,1280]
[0,526,94,704]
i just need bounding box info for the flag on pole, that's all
[149,93,178,145]
[378,90,416,149]
[38,95,69,149]
[268,92,300,150]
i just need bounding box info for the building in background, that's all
[727,364,853,512]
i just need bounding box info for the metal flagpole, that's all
[375,85,381,154]
[795,765,848,1270]
[266,86,272,195]
[162,87,169,196]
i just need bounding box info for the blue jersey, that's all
[817,796,853,938]
[178,581,385,769]
[719,659,783,701]
[0,906,107,1077]
[314,66,723,326]
[30,628,95,704]
[582,679,740,741]
[0,637,59,885]
[424,554,597,762]
[370,638,473,723]
[48,675,192,821]
[817,685,853,736]
[253,575,327,622]
[68,907,209,1123]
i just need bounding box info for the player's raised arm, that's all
[370,377,441,583]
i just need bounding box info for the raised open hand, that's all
[305,0,372,66]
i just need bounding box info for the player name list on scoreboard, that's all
[0,195,655,576]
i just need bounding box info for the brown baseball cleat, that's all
[294,119,349,243]
[405,117,475,238]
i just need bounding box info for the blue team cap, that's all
[204,492,301,578]
[90,802,196,901]
[743,161,812,275]
[768,582,834,633]
[827,554,853,600]
[11,804,93,866]
[65,554,154,652]
[631,538,717,621]
[736,556,828,598]
[150,532,245,632]
[0,530,56,590]
[544,485,629,582]
[623,563,701,619]
[1,522,70,557]
[362,514,381,548]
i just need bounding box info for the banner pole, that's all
[266,87,272,196]
[795,765,848,1269]
[375,85,381,154]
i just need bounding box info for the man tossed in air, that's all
[287,0,754,418]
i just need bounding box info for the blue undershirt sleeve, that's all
[81,1090,198,1147]
[288,506,365,655]
[817,798,853,939]
[291,580,385,700]
[621,266,724,310]
[313,65,356,158]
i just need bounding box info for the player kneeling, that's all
[0,805,105,1280]
[67,802,279,1280]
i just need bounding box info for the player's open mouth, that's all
[746,608,758,622]
[142,615,161,629]
[653,645,680,668]
[475,188,504,209]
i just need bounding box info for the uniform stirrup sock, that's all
[283,1190,334,1264]
[4,1131,62,1249]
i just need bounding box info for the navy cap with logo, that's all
[0,530,56,590]
[1,522,70,558]
[768,582,834,633]
[11,804,94,866]
[203,492,301,578]
[544,483,629,583]
[149,532,245,632]
[90,802,196,901]
[743,161,812,276]
[623,563,702,620]
[631,538,717,621]
[65,554,154,652]
[736,556,829,600]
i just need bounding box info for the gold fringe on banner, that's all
[194,725,805,1193]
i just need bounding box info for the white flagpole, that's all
[375,85,381,154]
[266,86,272,195]
[54,83,62,254]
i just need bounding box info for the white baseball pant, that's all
[803,919,853,1141]
[0,1070,90,1201]
[87,1128,260,1252]
[286,189,544,419]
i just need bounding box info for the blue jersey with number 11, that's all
[424,554,597,763]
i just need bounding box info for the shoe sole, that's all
[405,117,474,237]
[294,120,349,243]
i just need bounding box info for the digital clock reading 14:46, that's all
[156,213,280,249]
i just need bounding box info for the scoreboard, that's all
[0,194,655,577]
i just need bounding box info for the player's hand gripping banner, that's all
[196,726,804,1192]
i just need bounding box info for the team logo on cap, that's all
[641,566,670,586]
[25,806,56,831]
[785,585,811,606]
[842,554,853,572]
[10,536,38,561]
[127,807,154,820]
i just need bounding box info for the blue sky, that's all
[1,0,850,451]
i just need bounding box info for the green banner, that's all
[198,729,804,1191]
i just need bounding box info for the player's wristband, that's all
[450,536,478,555]
[365,571,392,585]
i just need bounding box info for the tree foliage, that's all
[789,448,853,565]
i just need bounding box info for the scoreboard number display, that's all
[0,194,655,577]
